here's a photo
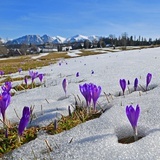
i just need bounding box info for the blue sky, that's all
[1,0,160,40]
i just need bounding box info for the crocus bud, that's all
[79,83,92,107]
[18,106,30,136]
[38,74,44,82]
[119,79,126,95]
[76,72,79,77]
[134,78,138,91]
[18,68,22,73]
[24,76,28,86]
[146,73,152,90]
[62,78,68,97]
[90,83,101,111]
[126,105,140,141]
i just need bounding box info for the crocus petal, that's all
[1,81,12,93]
[128,80,130,85]
[38,74,44,82]
[29,70,39,82]
[91,70,94,74]
[146,73,152,89]
[126,105,140,129]
[0,71,4,76]
[134,78,138,91]
[62,78,68,94]
[135,105,140,124]
[0,92,11,122]
[18,68,22,73]
[79,83,92,106]
[18,106,30,136]
[76,72,79,77]
[120,79,126,94]
[91,84,101,110]
[24,77,28,85]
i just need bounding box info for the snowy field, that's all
[2,47,160,159]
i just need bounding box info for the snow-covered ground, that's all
[2,47,160,159]
[31,53,49,59]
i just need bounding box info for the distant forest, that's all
[101,32,160,47]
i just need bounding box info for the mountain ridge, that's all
[5,34,103,45]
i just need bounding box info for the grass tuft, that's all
[0,105,102,158]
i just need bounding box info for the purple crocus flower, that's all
[1,81,12,93]
[18,68,22,73]
[76,72,79,77]
[91,70,94,74]
[18,106,30,136]
[79,83,92,107]
[0,70,4,76]
[127,80,130,85]
[24,76,28,86]
[29,70,39,83]
[119,79,126,95]
[38,74,44,82]
[134,78,138,91]
[62,78,68,96]
[0,91,11,124]
[90,84,101,111]
[146,73,152,90]
[126,105,140,141]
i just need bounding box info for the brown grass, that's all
[0,52,72,75]
[78,50,108,56]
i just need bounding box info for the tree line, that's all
[100,32,159,48]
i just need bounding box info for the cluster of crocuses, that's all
[0,81,31,138]
[121,73,152,141]
[24,70,44,87]
[29,70,44,83]
[120,73,152,95]
[79,83,101,111]
[119,79,141,140]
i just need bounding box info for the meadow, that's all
[1,46,160,160]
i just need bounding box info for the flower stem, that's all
[134,127,138,141]
[18,135,21,143]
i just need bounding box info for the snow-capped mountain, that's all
[6,35,44,45]
[5,34,102,45]
[41,34,55,43]
[52,36,66,44]
[66,34,89,43]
